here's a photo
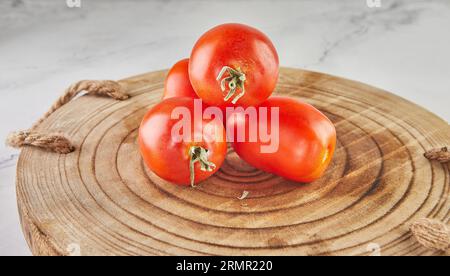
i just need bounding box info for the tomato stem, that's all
[189,146,216,188]
[216,66,246,104]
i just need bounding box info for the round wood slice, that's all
[16,68,449,256]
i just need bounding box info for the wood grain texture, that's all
[16,68,450,256]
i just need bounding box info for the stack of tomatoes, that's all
[139,23,336,187]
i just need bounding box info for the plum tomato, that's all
[163,58,198,99]
[227,96,336,183]
[139,97,227,186]
[189,23,279,108]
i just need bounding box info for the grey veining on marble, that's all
[0,154,18,170]
[0,0,449,256]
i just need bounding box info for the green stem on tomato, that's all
[189,146,216,188]
[216,66,246,104]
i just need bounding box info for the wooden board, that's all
[16,68,449,256]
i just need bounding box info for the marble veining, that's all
[0,154,18,170]
[0,0,449,256]
[310,1,422,66]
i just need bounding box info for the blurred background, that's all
[1,0,449,255]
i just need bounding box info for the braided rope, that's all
[6,80,129,153]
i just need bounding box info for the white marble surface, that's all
[1,0,449,256]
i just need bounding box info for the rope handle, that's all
[6,80,129,154]
[410,218,449,253]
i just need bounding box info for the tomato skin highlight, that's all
[139,97,227,186]
[189,23,279,108]
[227,96,336,183]
[163,58,198,100]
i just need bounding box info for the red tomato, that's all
[227,96,336,183]
[139,97,227,186]
[189,23,279,108]
[163,58,198,99]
